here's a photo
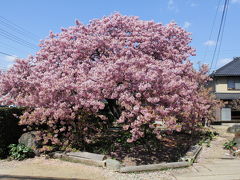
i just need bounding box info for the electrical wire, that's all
[0,15,39,52]
[203,0,222,61]
[213,0,230,69]
[0,15,39,41]
[210,0,230,70]
[0,40,30,54]
[0,29,37,50]
[0,51,16,57]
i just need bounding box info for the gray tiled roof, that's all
[215,93,240,100]
[213,57,240,76]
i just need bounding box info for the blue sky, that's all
[0,0,239,71]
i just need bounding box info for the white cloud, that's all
[168,0,179,12]
[185,0,197,7]
[204,40,216,47]
[231,0,240,3]
[190,3,197,7]
[0,55,17,70]
[217,58,232,67]
[7,64,14,69]
[183,21,191,29]
[168,0,174,7]
[3,55,17,62]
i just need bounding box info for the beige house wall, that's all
[215,77,240,93]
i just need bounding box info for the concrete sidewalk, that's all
[175,159,240,180]
[174,125,240,180]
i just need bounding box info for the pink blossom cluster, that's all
[0,13,219,145]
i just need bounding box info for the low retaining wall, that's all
[119,161,190,173]
[119,145,202,173]
[53,152,106,167]
[53,144,202,173]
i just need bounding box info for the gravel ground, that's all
[0,157,176,180]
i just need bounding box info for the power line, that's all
[0,16,40,41]
[0,28,37,50]
[214,0,230,69]
[0,27,37,47]
[199,49,240,53]
[0,32,37,50]
[203,0,222,61]
[0,18,37,42]
[210,0,230,70]
[0,51,16,57]
[0,40,30,54]
[0,15,39,53]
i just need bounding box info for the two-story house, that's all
[212,57,240,122]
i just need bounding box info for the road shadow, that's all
[0,175,87,180]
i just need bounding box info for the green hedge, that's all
[0,107,25,158]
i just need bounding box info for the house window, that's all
[227,79,240,90]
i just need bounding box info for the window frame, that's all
[227,78,240,90]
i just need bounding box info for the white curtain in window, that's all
[235,79,240,89]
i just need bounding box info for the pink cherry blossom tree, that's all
[0,13,219,150]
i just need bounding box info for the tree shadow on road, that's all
[0,174,87,180]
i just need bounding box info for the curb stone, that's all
[185,145,202,163]
[52,144,202,173]
[53,152,105,167]
[119,161,190,173]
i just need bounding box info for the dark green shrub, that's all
[8,144,34,160]
[223,140,237,150]
[0,107,25,158]
[198,130,218,147]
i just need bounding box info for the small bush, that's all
[8,144,34,160]
[198,130,218,147]
[204,130,219,141]
[223,140,237,150]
